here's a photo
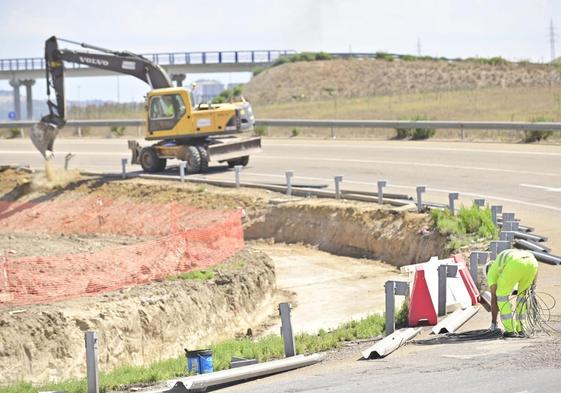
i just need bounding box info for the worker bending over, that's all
[486,249,538,338]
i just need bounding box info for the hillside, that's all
[244,59,561,106]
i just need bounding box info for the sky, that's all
[0,0,559,106]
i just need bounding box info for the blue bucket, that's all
[185,349,213,374]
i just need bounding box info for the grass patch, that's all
[431,203,498,251]
[0,315,384,393]
[168,269,214,281]
[523,115,555,142]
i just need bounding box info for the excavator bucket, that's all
[30,120,60,158]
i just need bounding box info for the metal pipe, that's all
[169,354,324,391]
[529,251,561,266]
[513,231,548,243]
[514,239,551,253]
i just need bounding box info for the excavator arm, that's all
[31,36,173,157]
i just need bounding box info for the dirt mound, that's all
[244,59,561,105]
[0,248,276,384]
[246,199,447,267]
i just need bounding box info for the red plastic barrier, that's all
[452,254,480,305]
[408,267,437,326]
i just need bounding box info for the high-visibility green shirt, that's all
[487,249,537,287]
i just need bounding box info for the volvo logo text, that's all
[79,56,109,66]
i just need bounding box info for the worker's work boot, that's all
[516,331,529,339]
[503,331,517,338]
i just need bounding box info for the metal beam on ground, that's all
[166,354,324,392]
[361,328,422,359]
[431,306,479,334]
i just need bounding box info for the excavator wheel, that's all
[183,146,202,174]
[196,146,209,173]
[227,156,249,168]
[139,146,166,173]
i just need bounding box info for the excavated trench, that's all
[0,168,449,385]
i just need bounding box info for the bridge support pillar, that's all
[171,74,186,87]
[21,79,36,120]
[9,79,22,120]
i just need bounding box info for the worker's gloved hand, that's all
[489,322,498,331]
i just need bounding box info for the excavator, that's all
[31,36,261,173]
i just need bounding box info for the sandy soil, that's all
[0,232,147,257]
[254,242,406,334]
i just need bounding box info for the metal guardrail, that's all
[1,119,561,133]
[0,50,297,72]
[255,119,561,131]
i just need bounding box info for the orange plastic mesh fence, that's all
[0,199,244,306]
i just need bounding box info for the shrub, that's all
[395,127,411,139]
[254,125,268,136]
[110,126,126,137]
[8,127,21,139]
[523,116,555,143]
[291,128,300,137]
[272,56,290,66]
[375,51,394,61]
[252,66,265,76]
[401,54,417,61]
[314,51,332,60]
[394,115,435,140]
[411,127,436,140]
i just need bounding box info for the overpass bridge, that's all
[1,49,295,120]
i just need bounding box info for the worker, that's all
[485,249,538,337]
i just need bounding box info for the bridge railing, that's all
[0,50,296,72]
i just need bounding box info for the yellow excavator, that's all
[31,36,261,173]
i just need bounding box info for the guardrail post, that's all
[469,251,488,285]
[500,231,515,242]
[491,205,502,226]
[76,126,82,137]
[85,331,99,393]
[437,264,458,316]
[179,162,186,182]
[448,192,459,215]
[19,128,24,139]
[334,175,343,199]
[416,185,426,212]
[385,281,396,335]
[460,124,465,140]
[234,165,242,188]
[136,125,141,137]
[279,303,295,357]
[285,170,294,196]
[377,180,387,205]
[501,212,515,222]
[474,199,485,209]
[502,221,519,232]
[490,240,510,260]
[384,280,409,335]
[120,158,127,179]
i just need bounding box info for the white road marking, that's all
[0,150,126,156]
[254,155,561,178]
[264,142,561,157]
[520,184,561,192]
